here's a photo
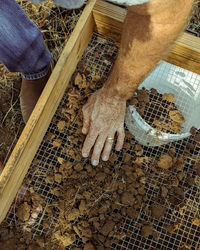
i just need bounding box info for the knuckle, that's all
[83,119,89,126]
[91,124,101,133]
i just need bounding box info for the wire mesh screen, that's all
[5,34,200,250]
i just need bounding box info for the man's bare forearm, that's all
[104,0,194,100]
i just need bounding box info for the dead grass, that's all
[0,1,82,163]
[188,0,200,34]
[0,0,82,81]
[17,0,82,65]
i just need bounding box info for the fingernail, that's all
[82,153,88,158]
[82,128,87,134]
[103,155,108,161]
[92,160,98,166]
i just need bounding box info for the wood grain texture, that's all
[0,0,97,223]
[93,0,126,43]
[165,33,200,74]
[93,0,200,74]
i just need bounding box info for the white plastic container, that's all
[125,61,200,146]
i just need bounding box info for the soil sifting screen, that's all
[5,35,200,250]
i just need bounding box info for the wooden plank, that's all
[165,33,200,74]
[93,0,200,74]
[0,0,97,223]
[93,0,126,43]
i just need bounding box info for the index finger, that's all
[82,127,98,158]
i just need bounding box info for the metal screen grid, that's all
[5,34,200,249]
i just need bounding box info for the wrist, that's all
[103,66,138,101]
[102,83,129,101]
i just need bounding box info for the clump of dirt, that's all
[162,93,175,102]
[151,204,167,219]
[128,88,185,134]
[141,224,153,238]
[16,202,31,221]
[168,187,185,206]
[169,110,185,124]
[157,154,173,170]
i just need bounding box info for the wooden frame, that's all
[0,0,200,223]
